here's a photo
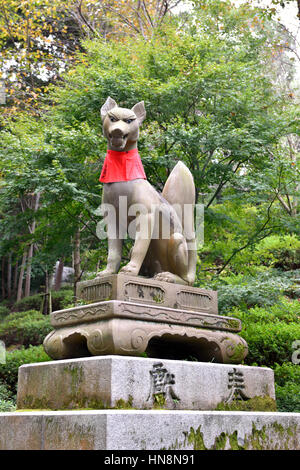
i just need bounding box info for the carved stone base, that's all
[43,300,248,363]
[76,274,218,314]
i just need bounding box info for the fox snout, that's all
[109,126,129,140]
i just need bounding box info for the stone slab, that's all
[17,356,275,411]
[76,274,218,314]
[50,300,240,331]
[0,410,299,450]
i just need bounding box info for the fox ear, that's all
[101,96,117,120]
[132,101,146,125]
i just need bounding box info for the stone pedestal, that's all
[3,275,296,451]
[43,274,248,363]
[16,356,275,411]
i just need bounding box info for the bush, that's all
[0,306,10,322]
[0,345,51,395]
[51,290,74,311]
[0,379,16,412]
[227,298,300,366]
[273,361,300,384]
[0,310,52,348]
[0,399,16,412]
[210,269,300,314]
[13,289,74,313]
[0,379,14,401]
[13,294,43,312]
[275,381,300,413]
[254,235,300,270]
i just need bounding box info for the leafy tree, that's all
[0,0,299,300]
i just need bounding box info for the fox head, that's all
[101,96,146,151]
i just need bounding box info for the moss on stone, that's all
[226,319,241,330]
[214,432,227,450]
[185,426,207,450]
[63,364,84,395]
[153,393,166,409]
[18,393,136,411]
[114,395,134,409]
[215,395,277,412]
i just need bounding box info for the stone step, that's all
[0,410,299,450]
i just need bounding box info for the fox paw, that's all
[120,262,139,276]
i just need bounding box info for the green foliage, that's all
[0,379,16,412]
[13,289,74,313]
[51,290,74,310]
[0,310,52,348]
[212,270,299,314]
[0,399,16,412]
[228,298,300,365]
[0,345,51,395]
[273,363,300,412]
[254,235,300,270]
[1,0,298,295]
[14,295,44,312]
[0,306,10,322]
[0,379,14,401]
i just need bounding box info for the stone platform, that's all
[43,274,248,363]
[17,356,275,411]
[0,410,299,450]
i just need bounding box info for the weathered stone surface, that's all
[0,410,299,450]
[43,316,248,363]
[17,356,274,411]
[0,413,42,450]
[50,300,239,331]
[45,274,247,362]
[76,274,218,314]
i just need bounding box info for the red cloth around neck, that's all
[99,148,146,183]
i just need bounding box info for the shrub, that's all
[13,294,43,312]
[275,381,300,413]
[0,306,10,322]
[0,379,14,401]
[0,345,51,395]
[0,399,16,412]
[227,299,300,366]
[13,289,74,313]
[210,269,300,314]
[254,235,300,270]
[51,289,74,311]
[0,310,52,348]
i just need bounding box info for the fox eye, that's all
[124,118,134,124]
[109,115,118,122]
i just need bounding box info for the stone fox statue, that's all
[96,96,197,286]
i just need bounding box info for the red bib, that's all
[99,148,146,183]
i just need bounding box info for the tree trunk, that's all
[42,270,52,315]
[7,253,12,299]
[13,260,18,298]
[1,257,6,300]
[73,228,81,298]
[54,257,65,291]
[24,244,33,297]
[21,192,40,298]
[17,251,27,302]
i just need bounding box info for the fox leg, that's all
[96,238,123,277]
[120,212,155,276]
